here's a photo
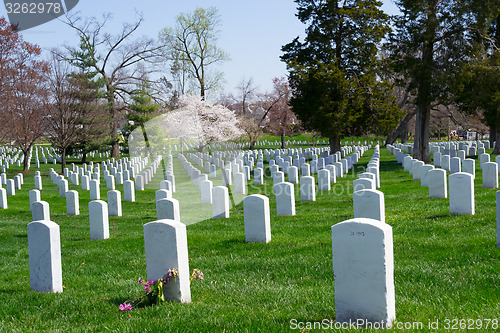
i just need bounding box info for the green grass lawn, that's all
[0,146,499,332]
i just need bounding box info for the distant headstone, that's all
[450,157,461,174]
[29,189,41,213]
[300,176,316,202]
[200,180,213,204]
[90,179,100,200]
[156,198,180,221]
[462,159,475,178]
[353,189,385,223]
[288,166,298,184]
[66,190,80,216]
[135,175,145,191]
[254,168,264,185]
[89,200,109,240]
[107,190,122,217]
[28,220,63,293]
[212,186,229,218]
[427,169,447,198]
[353,178,375,192]
[143,219,191,303]
[331,218,395,327]
[234,172,246,194]
[419,165,434,187]
[123,180,135,202]
[34,175,43,190]
[482,162,498,188]
[273,182,295,216]
[0,188,6,209]
[243,194,271,243]
[32,201,50,221]
[81,175,90,191]
[155,189,172,202]
[318,169,331,191]
[449,172,474,215]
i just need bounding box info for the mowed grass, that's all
[0,147,499,332]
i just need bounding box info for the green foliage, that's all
[282,0,402,149]
[122,81,160,154]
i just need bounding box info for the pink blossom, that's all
[119,303,133,311]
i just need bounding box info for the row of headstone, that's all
[387,144,474,215]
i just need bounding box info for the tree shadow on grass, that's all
[426,214,450,219]
[380,160,403,173]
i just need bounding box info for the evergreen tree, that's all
[281,0,402,153]
[388,0,499,162]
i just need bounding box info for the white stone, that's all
[334,162,343,178]
[200,180,213,204]
[234,172,246,194]
[244,194,271,243]
[479,153,490,169]
[29,189,41,213]
[301,163,310,176]
[449,172,474,215]
[156,198,180,221]
[353,189,385,223]
[81,175,89,191]
[411,161,424,180]
[155,189,172,202]
[482,162,498,188]
[254,168,264,185]
[32,201,50,221]
[28,220,63,293]
[143,219,191,303]
[331,218,395,326]
[462,159,475,178]
[89,200,109,240]
[135,175,145,191]
[288,166,299,184]
[427,169,447,198]
[325,164,336,183]
[58,178,68,198]
[318,169,331,191]
[34,175,43,190]
[419,165,434,187]
[300,176,316,202]
[160,180,172,192]
[353,178,375,192]
[66,190,80,216]
[212,186,229,218]
[0,188,6,209]
[107,190,122,216]
[440,155,450,171]
[450,157,461,174]
[124,180,135,202]
[273,171,284,186]
[366,166,380,188]
[90,179,100,200]
[105,175,115,190]
[273,182,295,216]
[6,179,14,195]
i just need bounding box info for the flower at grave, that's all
[119,303,133,311]
[190,269,204,283]
[119,268,203,311]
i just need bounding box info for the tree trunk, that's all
[23,149,30,171]
[489,126,495,148]
[329,134,341,153]
[401,126,408,143]
[81,151,87,164]
[61,146,67,174]
[385,110,416,145]
[413,8,436,163]
[281,113,287,149]
[493,130,500,154]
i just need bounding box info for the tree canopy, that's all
[282,0,403,152]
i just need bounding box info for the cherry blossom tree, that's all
[129,95,242,156]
